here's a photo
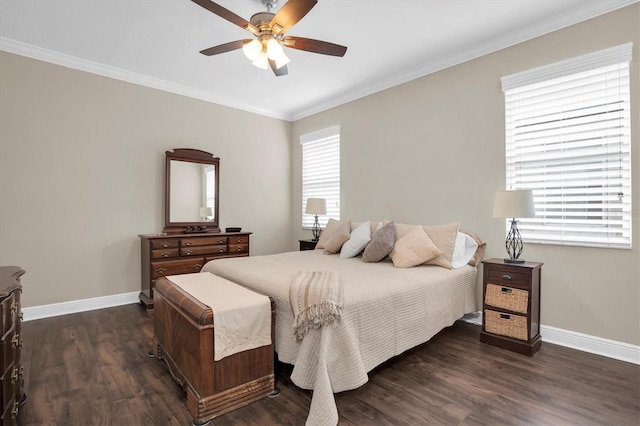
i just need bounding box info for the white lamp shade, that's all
[305,198,327,215]
[242,39,262,61]
[493,190,535,218]
[200,207,213,217]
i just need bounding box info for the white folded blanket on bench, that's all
[167,272,272,361]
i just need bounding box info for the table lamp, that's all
[493,190,535,263]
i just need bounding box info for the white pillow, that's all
[451,232,479,268]
[340,221,372,258]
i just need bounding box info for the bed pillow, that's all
[363,221,395,263]
[389,226,441,268]
[316,218,343,249]
[421,222,459,269]
[451,232,479,268]
[351,220,382,235]
[323,220,352,254]
[461,230,486,266]
[340,221,372,258]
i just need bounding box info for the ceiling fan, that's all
[191,0,347,76]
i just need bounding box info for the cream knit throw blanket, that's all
[290,271,344,341]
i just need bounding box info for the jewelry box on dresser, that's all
[0,266,26,425]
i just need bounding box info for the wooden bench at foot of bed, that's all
[153,275,276,425]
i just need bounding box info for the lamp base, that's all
[504,258,525,264]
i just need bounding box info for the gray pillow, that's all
[362,221,395,262]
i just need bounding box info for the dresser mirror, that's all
[164,148,220,234]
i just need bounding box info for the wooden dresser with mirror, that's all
[139,149,251,309]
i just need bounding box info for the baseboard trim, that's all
[23,291,140,321]
[462,312,639,365]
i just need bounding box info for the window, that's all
[502,43,632,249]
[301,126,340,228]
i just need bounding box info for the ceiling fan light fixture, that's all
[274,52,290,69]
[242,39,262,61]
[266,38,284,59]
[252,50,269,69]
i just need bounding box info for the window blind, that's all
[502,44,632,249]
[301,126,340,228]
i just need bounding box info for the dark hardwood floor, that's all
[19,304,639,425]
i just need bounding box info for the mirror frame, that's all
[164,148,220,234]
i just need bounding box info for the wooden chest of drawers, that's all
[480,258,543,356]
[0,267,25,425]
[139,232,251,309]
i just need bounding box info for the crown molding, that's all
[0,37,291,121]
[289,0,638,120]
[1,0,636,122]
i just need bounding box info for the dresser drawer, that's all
[151,258,205,279]
[0,325,17,373]
[487,267,528,287]
[180,245,227,257]
[0,294,16,336]
[151,248,179,260]
[0,362,15,417]
[228,235,249,245]
[181,236,228,247]
[484,309,528,341]
[485,283,529,314]
[151,239,179,250]
[228,243,249,254]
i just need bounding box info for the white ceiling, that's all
[0,0,635,121]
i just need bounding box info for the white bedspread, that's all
[202,250,478,425]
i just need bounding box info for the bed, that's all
[202,241,480,425]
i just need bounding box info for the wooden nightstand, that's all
[299,239,318,251]
[480,258,543,356]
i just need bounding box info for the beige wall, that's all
[292,5,640,346]
[0,52,292,307]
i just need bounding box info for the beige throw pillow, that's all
[363,221,395,263]
[422,222,459,269]
[323,221,351,254]
[389,226,441,268]
[316,218,342,249]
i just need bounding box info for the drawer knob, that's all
[236,238,242,243]
[185,250,192,256]
[194,264,202,270]
[11,334,19,348]
[501,287,513,294]
[219,248,225,252]
[236,247,242,252]
[11,402,18,419]
[10,301,17,315]
[10,367,18,384]
[218,239,225,244]
[500,313,511,320]
[163,242,169,248]
[185,241,192,246]
[502,274,512,280]
[162,252,170,258]
[156,268,166,274]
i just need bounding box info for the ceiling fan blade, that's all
[199,40,251,56]
[269,60,288,77]
[191,0,258,34]
[282,36,347,57]
[270,0,317,34]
